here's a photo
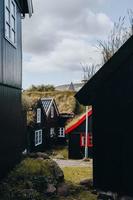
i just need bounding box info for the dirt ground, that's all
[53,159,92,168]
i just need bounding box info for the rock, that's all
[28,152,50,159]
[54,154,65,160]
[45,184,56,196]
[57,183,69,196]
[52,161,64,182]
[82,157,90,162]
[80,178,93,189]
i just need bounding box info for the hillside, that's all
[23,90,85,114]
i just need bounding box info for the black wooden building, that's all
[75,36,133,197]
[65,109,93,159]
[28,98,73,152]
[0,0,33,178]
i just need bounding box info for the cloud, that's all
[23,38,101,74]
[22,0,113,87]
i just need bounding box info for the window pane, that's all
[5,0,10,8]
[11,16,15,30]
[37,108,41,123]
[5,23,10,39]
[11,30,15,43]
[39,131,42,143]
[5,8,10,24]
[35,132,39,145]
[11,1,15,16]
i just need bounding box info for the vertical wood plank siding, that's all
[0,0,4,82]
[0,0,25,179]
[0,85,25,178]
[0,1,22,89]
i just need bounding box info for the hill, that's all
[23,90,85,114]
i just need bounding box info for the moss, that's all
[0,158,64,199]
[50,146,68,160]
[22,90,82,114]
[62,167,92,184]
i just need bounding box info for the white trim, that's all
[50,128,55,138]
[37,108,41,123]
[58,127,65,138]
[35,130,42,146]
[46,99,59,116]
[51,105,54,118]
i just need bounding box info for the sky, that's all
[22,0,132,89]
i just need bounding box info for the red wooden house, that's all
[65,108,93,159]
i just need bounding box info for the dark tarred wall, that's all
[0,1,24,179]
[0,85,24,178]
[93,53,133,196]
[68,115,93,159]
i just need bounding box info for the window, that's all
[35,130,42,146]
[50,128,55,138]
[80,134,85,147]
[37,108,41,123]
[4,0,16,45]
[80,133,93,147]
[58,127,65,138]
[51,106,54,118]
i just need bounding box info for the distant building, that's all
[55,82,85,92]
[68,82,75,91]
[28,98,73,152]
[65,109,93,159]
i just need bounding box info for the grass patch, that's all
[52,166,96,200]
[23,91,76,113]
[62,167,92,184]
[50,146,68,160]
[53,191,97,200]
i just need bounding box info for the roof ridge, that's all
[65,108,92,134]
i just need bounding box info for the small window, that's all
[35,130,42,146]
[50,128,55,138]
[80,134,85,147]
[4,0,17,46]
[51,106,54,118]
[58,127,65,138]
[37,108,41,123]
[88,134,93,147]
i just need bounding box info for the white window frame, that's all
[51,106,54,118]
[50,128,55,138]
[35,130,42,146]
[37,108,41,123]
[81,135,85,146]
[4,0,17,46]
[58,127,65,138]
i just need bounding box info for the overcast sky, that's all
[22,0,132,89]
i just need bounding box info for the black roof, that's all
[75,36,133,105]
[15,0,33,16]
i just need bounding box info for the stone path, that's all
[53,159,92,168]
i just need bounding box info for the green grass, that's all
[62,167,92,183]
[49,146,68,160]
[54,191,97,200]
[53,166,96,200]
[23,90,76,113]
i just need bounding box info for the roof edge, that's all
[65,109,92,134]
[75,36,133,105]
